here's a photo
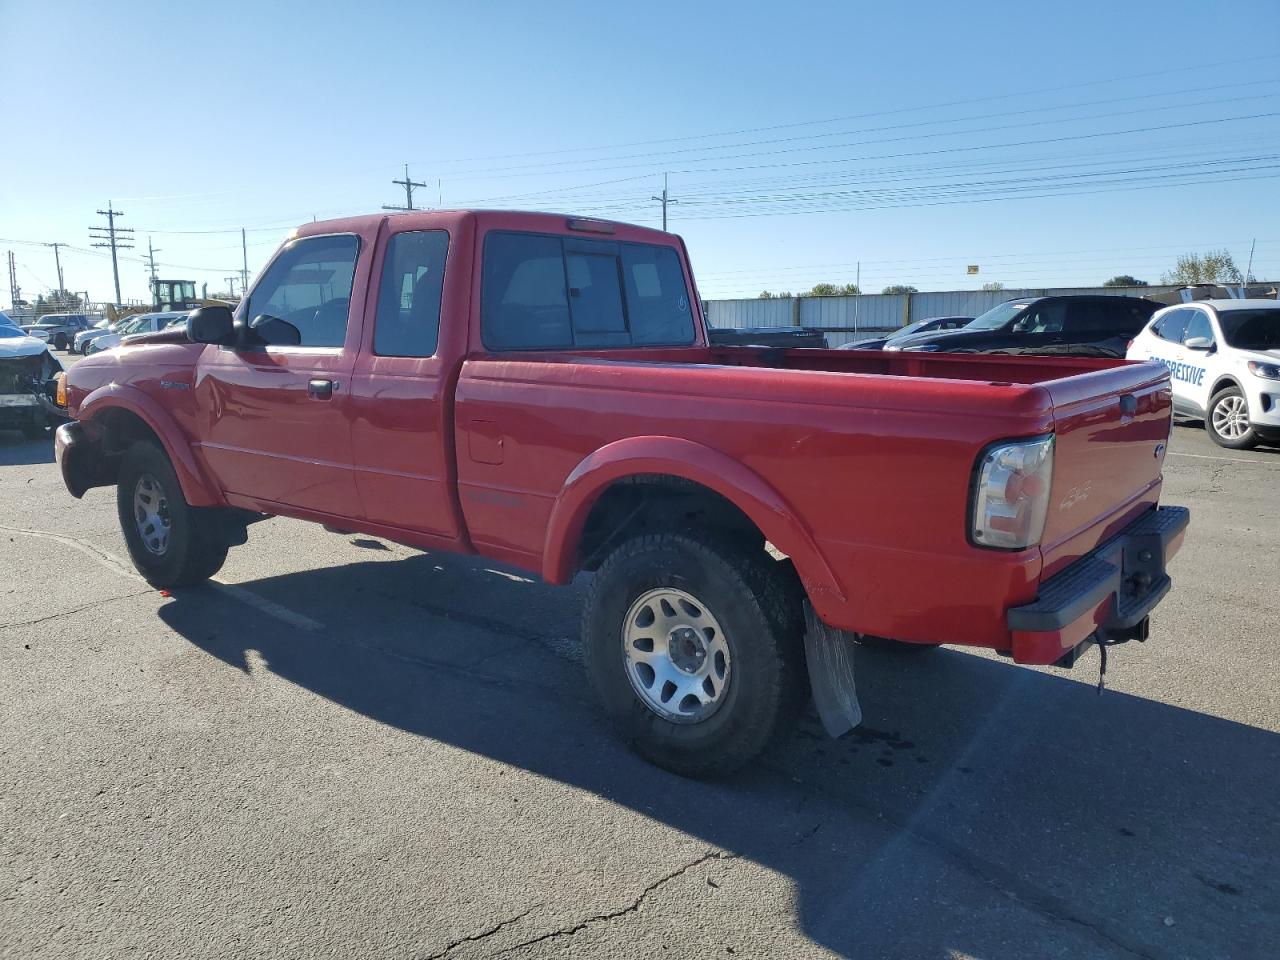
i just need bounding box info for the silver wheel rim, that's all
[133,474,171,556]
[1212,394,1250,440]
[622,587,731,724]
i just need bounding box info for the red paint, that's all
[62,210,1184,662]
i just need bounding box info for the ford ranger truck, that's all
[53,211,1189,777]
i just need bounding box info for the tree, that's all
[35,291,84,317]
[757,291,793,299]
[805,282,860,297]
[1103,275,1148,287]
[1161,250,1242,285]
[881,284,918,295]
[981,281,1005,292]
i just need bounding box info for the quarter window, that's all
[246,234,360,348]
[1153,309,1192,344]
[1183,310,1214,345]
[374,231,449,357]
[482,232,695,350]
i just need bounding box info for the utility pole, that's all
[651,173,678,231]
[382,163,427,212]
[144,237,162,302]
[241,228,250,293]
[44,243,66,294]
[224,276,239,297]
[6,251,21,309]
[89,204,134,305]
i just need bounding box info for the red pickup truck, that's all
[56,210,1188,776]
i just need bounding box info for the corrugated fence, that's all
[705,285,1178,347]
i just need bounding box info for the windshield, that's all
[1218,308,1280,351]
[965,302,1028,331]
[119,317,150,334]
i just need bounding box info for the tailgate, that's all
[1038,361,1172,578]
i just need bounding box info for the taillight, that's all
[971,436,1055,550]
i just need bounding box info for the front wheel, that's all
[1206,386,1259,450]
[116,441,229,587]
[53,334,68,351]
[583,533,805,778]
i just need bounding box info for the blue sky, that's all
[2,0,1278,305]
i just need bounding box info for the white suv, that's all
[1127,299,1280,449]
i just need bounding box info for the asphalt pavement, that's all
[1,356,1277,959]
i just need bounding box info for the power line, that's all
[409,53,1280,167]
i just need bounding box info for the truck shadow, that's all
[0,429,55,465]
[157,551,1278,959]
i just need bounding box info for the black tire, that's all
[583,533,805,778]
[53,334,68,351]
[116,441,229,587]
[20,419,49,440]
[1205,385,1259,450]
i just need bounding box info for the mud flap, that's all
[803,602,863,737]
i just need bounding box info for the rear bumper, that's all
[1007,505,1190,665]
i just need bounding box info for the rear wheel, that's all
[116,441,229,587]
[583,533,804,778]
[1206,386,1258,450]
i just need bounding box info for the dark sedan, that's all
[840,315,973,350]
[883,296,1159,358]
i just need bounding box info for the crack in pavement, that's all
[2,588,154,631]
[421,905,542,960]
[497,851,737,955]
[0,524,142,583]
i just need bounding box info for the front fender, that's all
[77,383,220,507]
[541,436,844,607]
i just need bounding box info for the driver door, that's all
[194,230,373,518]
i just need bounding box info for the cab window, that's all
[374,230,449,357]
[246,234,360,348]
[482,231,695,351]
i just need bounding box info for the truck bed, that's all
[455,345,1171,652]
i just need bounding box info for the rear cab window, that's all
[481,232,695,351]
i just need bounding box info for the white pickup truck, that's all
[1127,298,1280,449]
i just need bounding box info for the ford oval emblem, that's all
[1154,443,1166,459]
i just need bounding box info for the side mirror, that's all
[186,305,235,345]
[246,315,302,347]
[1184,336,1214,352]
[1011,318,1030,333]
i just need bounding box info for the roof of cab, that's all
[292,209,675,245]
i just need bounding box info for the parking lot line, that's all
[207,579,324,632]
[0,524,143,582]
[1167,451,1278,465]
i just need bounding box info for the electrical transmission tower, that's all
[89,204,134,304]
[651,173,678,231]
[383,163,428,212]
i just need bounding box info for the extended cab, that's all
[55,211,1189,776]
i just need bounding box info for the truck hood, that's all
[0,335,54,359]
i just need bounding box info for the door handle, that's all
[308,378,336,400]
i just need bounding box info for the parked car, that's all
[55,210,1188,777]
[708,326,828,348]
[1,310,64,438]
[85,311,187,354]
[21,313,94,351]
[840,315,973,350]
[1127,299,1280,449]
[883,296,1159,358]
[74,318,117,355]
